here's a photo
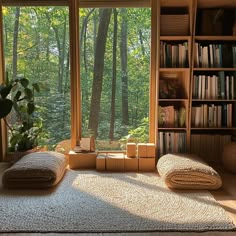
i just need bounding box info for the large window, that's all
[3,6,70,149]
[80,7,151,150]
[0,0,155,155]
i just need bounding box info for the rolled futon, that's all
[2,151,67,188]
[157,153,222,190]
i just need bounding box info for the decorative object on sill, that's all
[0,74,46,152]
[74,137,96,153]
[55,137,95,156]
[222,142,236,173]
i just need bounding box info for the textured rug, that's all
[0,167,235,233]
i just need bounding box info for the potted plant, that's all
[0,75,45,160]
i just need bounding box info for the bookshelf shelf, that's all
[191,128,236,130]
[159,99,188,102]
[160,68,190,72]
[195,36,236,41]
[193,68,236,71]
[192,99,236,102]
[158,128,187,131]
[160,36,191,41]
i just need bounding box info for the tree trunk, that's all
[139,29,145,57]
[120,9,129,125]
[12,7,20,80]
[45,13,66,94]
[83,15,89,115]
[109,9,118,140]
[88,9,112,137]
[80,9,95,53]
[93,13,98,61]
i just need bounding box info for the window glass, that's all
[80,8,151,150]
[3,6,70,150]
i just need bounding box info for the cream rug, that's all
[0,168,235,233]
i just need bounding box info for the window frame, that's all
[0,0,158,159]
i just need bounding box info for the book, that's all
[158,105,175,127]
[219,71,225,99]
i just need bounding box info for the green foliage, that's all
[3,6,151,150]
[0,75,46,151]
[119,117,149,149]
[3,6,71,150]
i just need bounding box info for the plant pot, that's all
[5,146,47,163]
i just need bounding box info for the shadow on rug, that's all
[0,169,235,233]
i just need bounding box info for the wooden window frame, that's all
[0,0,157,158]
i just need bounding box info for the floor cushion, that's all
[2,151,67,189]
[157,153,222,190]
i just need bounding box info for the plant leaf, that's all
[14,91,21,101]
[0,99,13,119]
[0,84,12,99]
[32,83,40,93]
[19,78,29,88]
[27,102,35,114]
[24,88,33,100]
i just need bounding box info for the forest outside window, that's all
[0,1,153,154]
[79,7,151,150]
[3,6,71,150]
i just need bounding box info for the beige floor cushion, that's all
[157,153,222,190]
[2,151,67,189]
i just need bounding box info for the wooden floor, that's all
[1,166,236,236]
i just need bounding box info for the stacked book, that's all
[160,41,189,68]
[158,105,186,128]
[158,132,187,157]
[192,72,236,100]
[191,103,233,128]
[194,42,236,68]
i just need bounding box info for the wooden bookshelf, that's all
[156,0,236,163]
[189,0,236,163]
[157,0,193,157]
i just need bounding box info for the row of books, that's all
[194,43,236,68]
[192,73,235,100]
[158,105,186,128]
[191,103,233,128]
[190,134,231,163]
[160,41,189,68]
[158,132,187,157]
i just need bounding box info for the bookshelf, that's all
[157,0,193,157]
[157,0,236,164]
[189,0,236,163]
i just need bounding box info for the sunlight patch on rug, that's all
[0,170,235,233]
